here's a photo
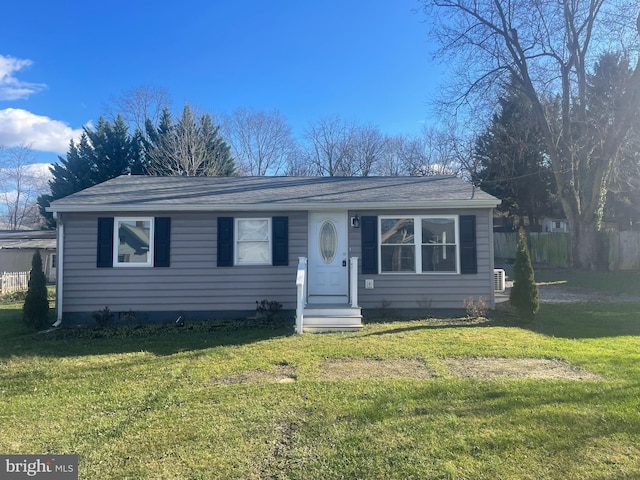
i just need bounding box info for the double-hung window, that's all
[380,216,459,274]
[236,218,271,265]
[380,218,416,272]
[113,217,154,267]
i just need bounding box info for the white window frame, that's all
[379,215,460,274]
[235,217,272,266]
[113,217,154,267]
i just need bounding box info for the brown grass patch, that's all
[444,357,603,380]
[212,358,602,385]
[212,365,297,385]
[316,358,435,380]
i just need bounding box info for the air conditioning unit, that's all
[493,269,506,292]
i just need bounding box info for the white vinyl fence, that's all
[1,271,30,295]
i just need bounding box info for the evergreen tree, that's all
[509,229,539,321]
[473,78,557,228]
[22,251,50,330]
[37,116,144,227]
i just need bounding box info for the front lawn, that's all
[1,299,639,479]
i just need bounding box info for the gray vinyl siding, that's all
[59,206,496,320]
[349,208,495,310]
[60,211,306,316]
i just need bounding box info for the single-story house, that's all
[47,175,500,332]
[0,230,57,283]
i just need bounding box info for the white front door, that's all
[308,211,348,303]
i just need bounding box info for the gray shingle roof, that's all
[48,175,499,213]
[0,230,56,249]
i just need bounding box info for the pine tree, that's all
[509,229,539,321]
[37,116,144,227]
[22,251,50,330]
[473,77,557,227]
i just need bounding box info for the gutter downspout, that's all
[52,213,63,327]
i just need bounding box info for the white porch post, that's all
[295,257,307,334]
[349,257,359,308]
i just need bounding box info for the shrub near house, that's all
[22,251,49,330]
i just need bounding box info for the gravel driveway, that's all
[503,280,640,304]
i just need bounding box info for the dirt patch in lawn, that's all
[211,365,297,385]
[444,357,603,380]
[316,358,435,380]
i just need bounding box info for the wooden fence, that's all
[1,271,30,295]
[494,231,640,270]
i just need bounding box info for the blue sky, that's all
[1,0,441,165]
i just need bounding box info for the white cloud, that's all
[0,54,46,100]
[0,108,84,154]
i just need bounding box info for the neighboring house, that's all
[542,218,569,233]
[47,175,500,332]
[0,230,57,283]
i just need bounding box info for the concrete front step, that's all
[303,315,363,325]
[303,325,363,333]
[301,305,363,332]
[303,306,361,317]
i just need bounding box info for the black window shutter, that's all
[361,216,378,274]
[217,217,234,267]
[154,217,171,267]
[460,215,477,274]
[272,216,289,266]
[97,217,114,268]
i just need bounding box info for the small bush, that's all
[22,252,50,330]
[509,228,539,321]
[464,296,488,319]
[1,290,28,305]
[92,306,114,327]
[119,310,149,323]
[256,299,282,320]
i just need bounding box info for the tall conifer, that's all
[509,229,539,321]
[22,251,50,330]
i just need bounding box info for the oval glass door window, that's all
[319,220,338,264]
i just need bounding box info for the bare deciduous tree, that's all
[105,84,171,133]
[376,127,463,177]
[0,144,49,229]
[303,116,354,176]
[377,135,413,176]
[407,126,463,176]
[343,124,387,176]
[145,105,235,177]
[284,146,314,176]
[222,108,295,176]
[303,117,387,176]
[423,0,640,268]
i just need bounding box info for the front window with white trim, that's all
[236,218,271,265]
[114,217,153,267]
[380,216,459,273]
[380,218,416,272]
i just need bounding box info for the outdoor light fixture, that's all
[351,214,360,228]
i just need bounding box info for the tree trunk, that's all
[570,215,600,270]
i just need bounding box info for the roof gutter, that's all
[52,213,63,328]
[47,200,500,214]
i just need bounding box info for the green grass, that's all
[1,291,640,478]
